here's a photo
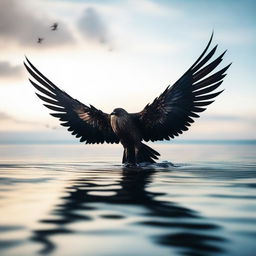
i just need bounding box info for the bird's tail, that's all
[122,143,160,164]
[137,143,160,163]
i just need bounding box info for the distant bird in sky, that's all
[51,23,58,31]
[24,33,231,165]
[37,37,44,44]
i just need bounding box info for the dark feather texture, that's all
[131,33,231,142]
[24,57,119,144]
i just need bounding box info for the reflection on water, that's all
[30,167,226,256]
[0,143,256,256]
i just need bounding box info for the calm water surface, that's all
[0,142,256,256]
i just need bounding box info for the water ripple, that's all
[0,159,256,255]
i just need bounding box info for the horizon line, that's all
[0,139,255,145]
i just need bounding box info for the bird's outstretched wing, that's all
[24,58,119,144]
[132,34,231,142]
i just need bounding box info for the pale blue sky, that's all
[0,0,255,141]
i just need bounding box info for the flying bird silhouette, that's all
[24,34,231,165]
[37,37,44,44]
[51,23,58,31]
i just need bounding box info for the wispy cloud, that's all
[0,111,58,130]
[0,61,23,80]
[178,113,256,140]
[77,7,110,45]
[203,114,256,127]
[0,0,74,47]
[0,111,39,126]
[0,111,11,120]
[204,114,247,121]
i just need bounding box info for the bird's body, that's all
[24,34,231,165]
[110,108,140,146]
[110,108,158,164]
[111,109,140,163]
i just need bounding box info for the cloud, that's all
[204,114,245,121]
[0,111,57,130]
[204,114,256,124]
[0,0,74,47]
[175,113,256,140]
[0,111,35,125]
[77,7,110,44]
[0,61,23,80]
[0,111,11,120]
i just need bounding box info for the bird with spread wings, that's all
[24,34,231,165]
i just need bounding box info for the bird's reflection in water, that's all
[31,167,226,255]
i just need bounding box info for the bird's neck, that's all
[110,115,130,134]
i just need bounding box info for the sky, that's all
[0,0,255,143]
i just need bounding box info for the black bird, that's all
[24,34,231,165]
[51,23,58,31]
[37,37,44,44]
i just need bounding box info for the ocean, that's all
[0,141,256,256]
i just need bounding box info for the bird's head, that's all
[110,108,128,117]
